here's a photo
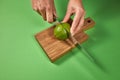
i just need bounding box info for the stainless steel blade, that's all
[70,35,95,62]
[52,20,62,26]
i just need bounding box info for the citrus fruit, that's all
[54,23,70,40]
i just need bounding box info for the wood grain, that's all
[35,17,95,62]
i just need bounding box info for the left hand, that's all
[62,0,85,36]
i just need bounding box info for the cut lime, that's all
[54,23,70,40]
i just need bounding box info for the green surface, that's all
[0,0,120,80]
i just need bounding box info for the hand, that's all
[62,0,85,35]
[32,0,57,23]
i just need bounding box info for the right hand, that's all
[32,0,57,23]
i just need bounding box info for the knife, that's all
[70,35,95,62]
[52,19,62,26]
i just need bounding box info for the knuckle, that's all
[77,8,85,13]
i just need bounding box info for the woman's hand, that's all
[32,0,57,23]
[63,0,85,35]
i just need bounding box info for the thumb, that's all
[62,10,72,23]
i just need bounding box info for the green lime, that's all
[62,23,70,36]
[54,23,70,40]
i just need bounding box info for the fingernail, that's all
[70,29,74,36]
[62,19,67,23]
[62,20,65,23]
[33,7,37,11]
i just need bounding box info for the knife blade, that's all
[52,19,62,26]
[70,35,95,62]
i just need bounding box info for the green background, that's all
[0,0,120,80]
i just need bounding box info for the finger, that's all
[53,9,58,21]
[70,11,82,35]
[53,11,57,18]
[36,2,41,15]
[53,7,57,18]
[32,5,37,11]
[62,9,72,23]
[52,1,57,21]
[32,0,37,11]
[74,12,85,34]
[46,7,53,23]
[39,8,46,20]
[53,12,57,21]
[36,9,41,15]
[38,2,46,20]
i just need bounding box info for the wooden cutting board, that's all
[35,17,95,62]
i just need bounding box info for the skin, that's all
[32,0,85,35]
[32,0,57,22]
